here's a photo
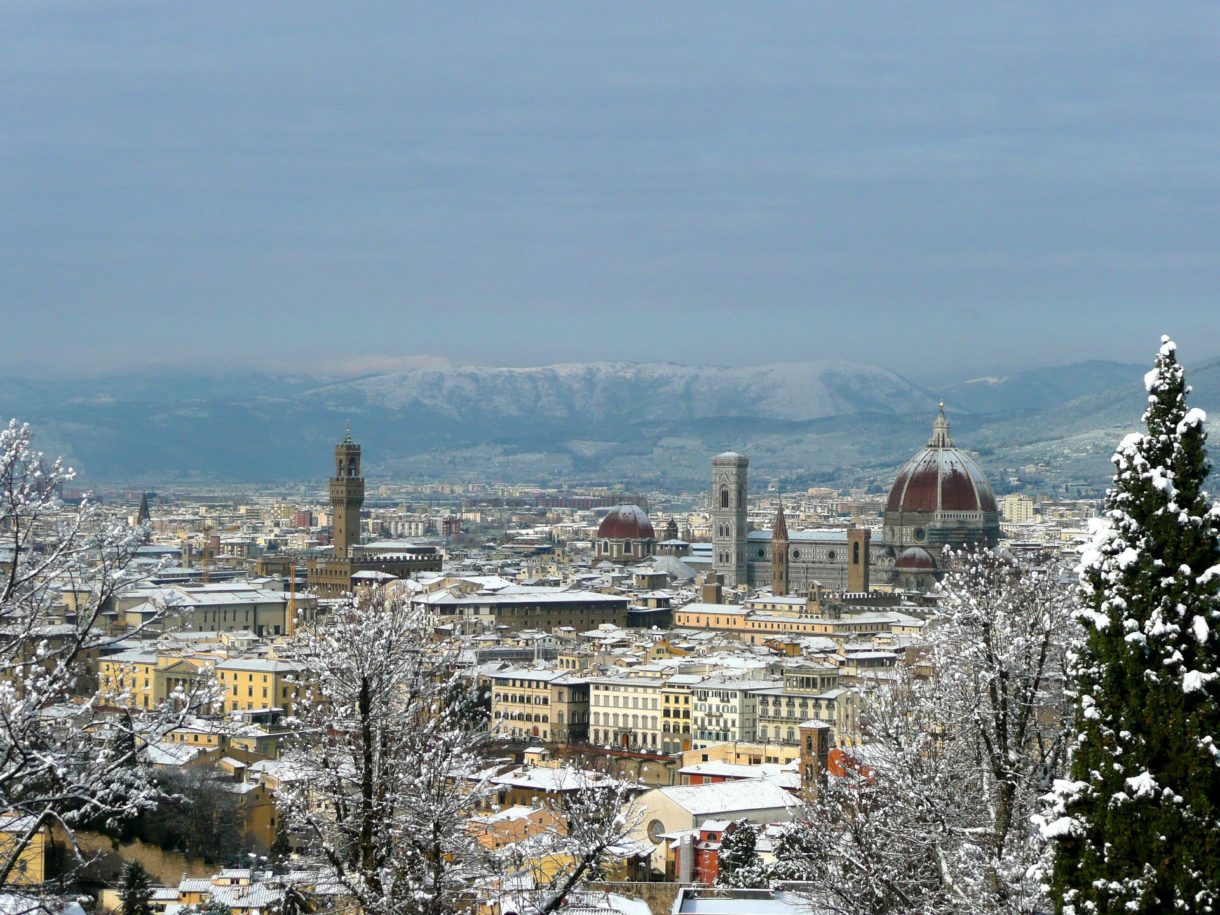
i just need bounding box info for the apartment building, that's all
[751,664,860,746]
[691,677,782,748]
[588,673,667,752]
[486,667,590,743]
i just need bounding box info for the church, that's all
[711,406,1001,593]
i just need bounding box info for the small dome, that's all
[597,505,655,540]
[895,546,936,570]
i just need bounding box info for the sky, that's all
[2,2,1219,383]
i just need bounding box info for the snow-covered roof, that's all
[655,780,803,816]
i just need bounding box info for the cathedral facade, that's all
[711,406,1001,593]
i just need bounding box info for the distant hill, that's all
[939,361,1145,414]
[1,357,1216,491]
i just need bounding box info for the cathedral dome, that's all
[885,406,998,515]
[597,505,655,541]
[895,546,936,570]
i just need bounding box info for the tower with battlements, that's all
[330,426,364,558]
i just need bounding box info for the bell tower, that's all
[711,452,749,587]
[330,423,364,558]
[771,499,789,597]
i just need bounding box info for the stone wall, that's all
[585,881,682,915]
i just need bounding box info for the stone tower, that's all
[330,424,364,558]
[771,500,789,596]
[847,528,871,593]
[711,452,749,587]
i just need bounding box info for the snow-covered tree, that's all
[776,548,1074,914]
[118,861,153,915]
[276,586,490,915]
[1045,337,1220,915]
[492,765,644,915]
[715,820,768,889]
[0,419,205,885]
[280,585,642,915]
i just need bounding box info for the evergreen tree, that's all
[1045,337,1220,914]
[118,861,154,915]
[716,820,769,889]
[766,822,818,882]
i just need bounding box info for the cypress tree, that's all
[716,820,768,889]
[1046,336,1220,914]
[118,860,154,915]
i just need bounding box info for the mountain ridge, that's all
[0,357,1214,489]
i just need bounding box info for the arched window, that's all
[853,541,860,563]
[720,488,730,509]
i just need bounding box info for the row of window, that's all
[493,693,548,705]
[591,712,658,729]
[591,729,659,747]
[591,693,659,709]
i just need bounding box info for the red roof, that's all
[895,546,937,570]
[886,447,998,514]
[597,505,655,540]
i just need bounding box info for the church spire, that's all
[773,498,789,542]
[136,491,151,525]
[928,402,953,448]
[771,497,790,597]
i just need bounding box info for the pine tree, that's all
[1045,336,1220,914]
[716,820,768,889]
[118,861,154,915]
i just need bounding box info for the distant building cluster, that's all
[1,413,1103,915]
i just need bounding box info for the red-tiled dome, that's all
[597,505,655,540]
[895,546,937,570]
[886,407,998,515]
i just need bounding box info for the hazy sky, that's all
[2,2,1219,382]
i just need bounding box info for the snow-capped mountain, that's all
[2,356,1214,487]
[303,360,935,424]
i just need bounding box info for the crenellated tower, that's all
[330,424,364,558]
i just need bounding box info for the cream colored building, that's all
[691,677,781,748]
[751,665,860,746]
[999,493,1036,523]
[588,673,668,752]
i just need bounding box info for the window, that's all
[720,488,729,509]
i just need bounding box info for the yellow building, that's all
[678,740,800,768]
[486,668,589,743]
[98,649,215,711]
[98,649,302,717]
[214,659,302,715]
[469,804,562,851]
[660,675,698,754]
[0,814,49,885]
